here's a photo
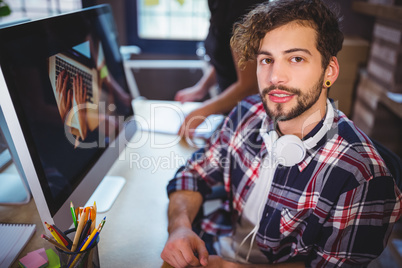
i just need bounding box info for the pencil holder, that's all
[55,228,100,268]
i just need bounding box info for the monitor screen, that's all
[0,4,136,231]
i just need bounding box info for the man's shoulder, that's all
[331,110,391,180]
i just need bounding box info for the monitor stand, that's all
[85,175,126,213]
[0,173,30,204]
[0,149,31,205]
[0,108,31,205]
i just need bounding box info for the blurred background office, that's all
[0,0,400,158]
[0,0,400,170]
[1,0,401,163]
[1,0,402,267]
[0,0,371,97]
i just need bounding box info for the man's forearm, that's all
[167,190,204,233]
[163,191,209,267]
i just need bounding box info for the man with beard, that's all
[161,0,402,267]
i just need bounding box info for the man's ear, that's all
[324,56,340,86]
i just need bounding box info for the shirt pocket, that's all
[280,207,311,237]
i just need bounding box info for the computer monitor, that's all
[0,5,137,231]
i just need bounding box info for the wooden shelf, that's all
[352,1,402,22]
[357,70,402,120]
[381,93,402,120]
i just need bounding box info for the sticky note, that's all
[32,248,47,260]
[45,248,60,268]
[19,248,48,268]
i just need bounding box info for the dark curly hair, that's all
[231,0,344,70]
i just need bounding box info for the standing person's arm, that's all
[178,50,258,138]
[174,66,217,103]
[161,191,209,267]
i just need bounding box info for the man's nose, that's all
[269,61,288,86]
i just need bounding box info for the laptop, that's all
[48,41,100,139]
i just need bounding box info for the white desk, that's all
[97,133,195,267]
[0,100,197,267]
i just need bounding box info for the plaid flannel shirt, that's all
[167,95,402,267]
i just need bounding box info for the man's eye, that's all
[262,58,273,64]
[291,57,304,63]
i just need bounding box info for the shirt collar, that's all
[299,100,338,171]
[257,112,274,157]
[257,99,338,172]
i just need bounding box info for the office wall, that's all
[323,0,375,41]
[82,0,127,45]
[85,0,375,101]
[83,0,203,100]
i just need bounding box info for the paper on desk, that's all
[133,100,224,138]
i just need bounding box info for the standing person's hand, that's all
[177,106,211,139]
[174,84,209,103]
[175,66,217,103]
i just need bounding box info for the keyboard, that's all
[55,56,94,103]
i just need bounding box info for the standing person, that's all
[175,0,264,137]
[161,0,402,267]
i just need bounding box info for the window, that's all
[0,0,81,23]
[138,0,209,40]
[126,0,210,55]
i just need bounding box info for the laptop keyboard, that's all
[55,56,94,103]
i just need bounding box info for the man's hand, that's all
[161,226,209,268]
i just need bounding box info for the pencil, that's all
[41,234,71,252]
[71,207,88,252]
[78,219,92,246]
[44,222,64,246]
[69,220,102,268]
[90,201,97,232]
[70,201,78,229]
[51,223,72,247]
[88,217,106,248]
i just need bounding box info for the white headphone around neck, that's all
[260,99,335,167]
